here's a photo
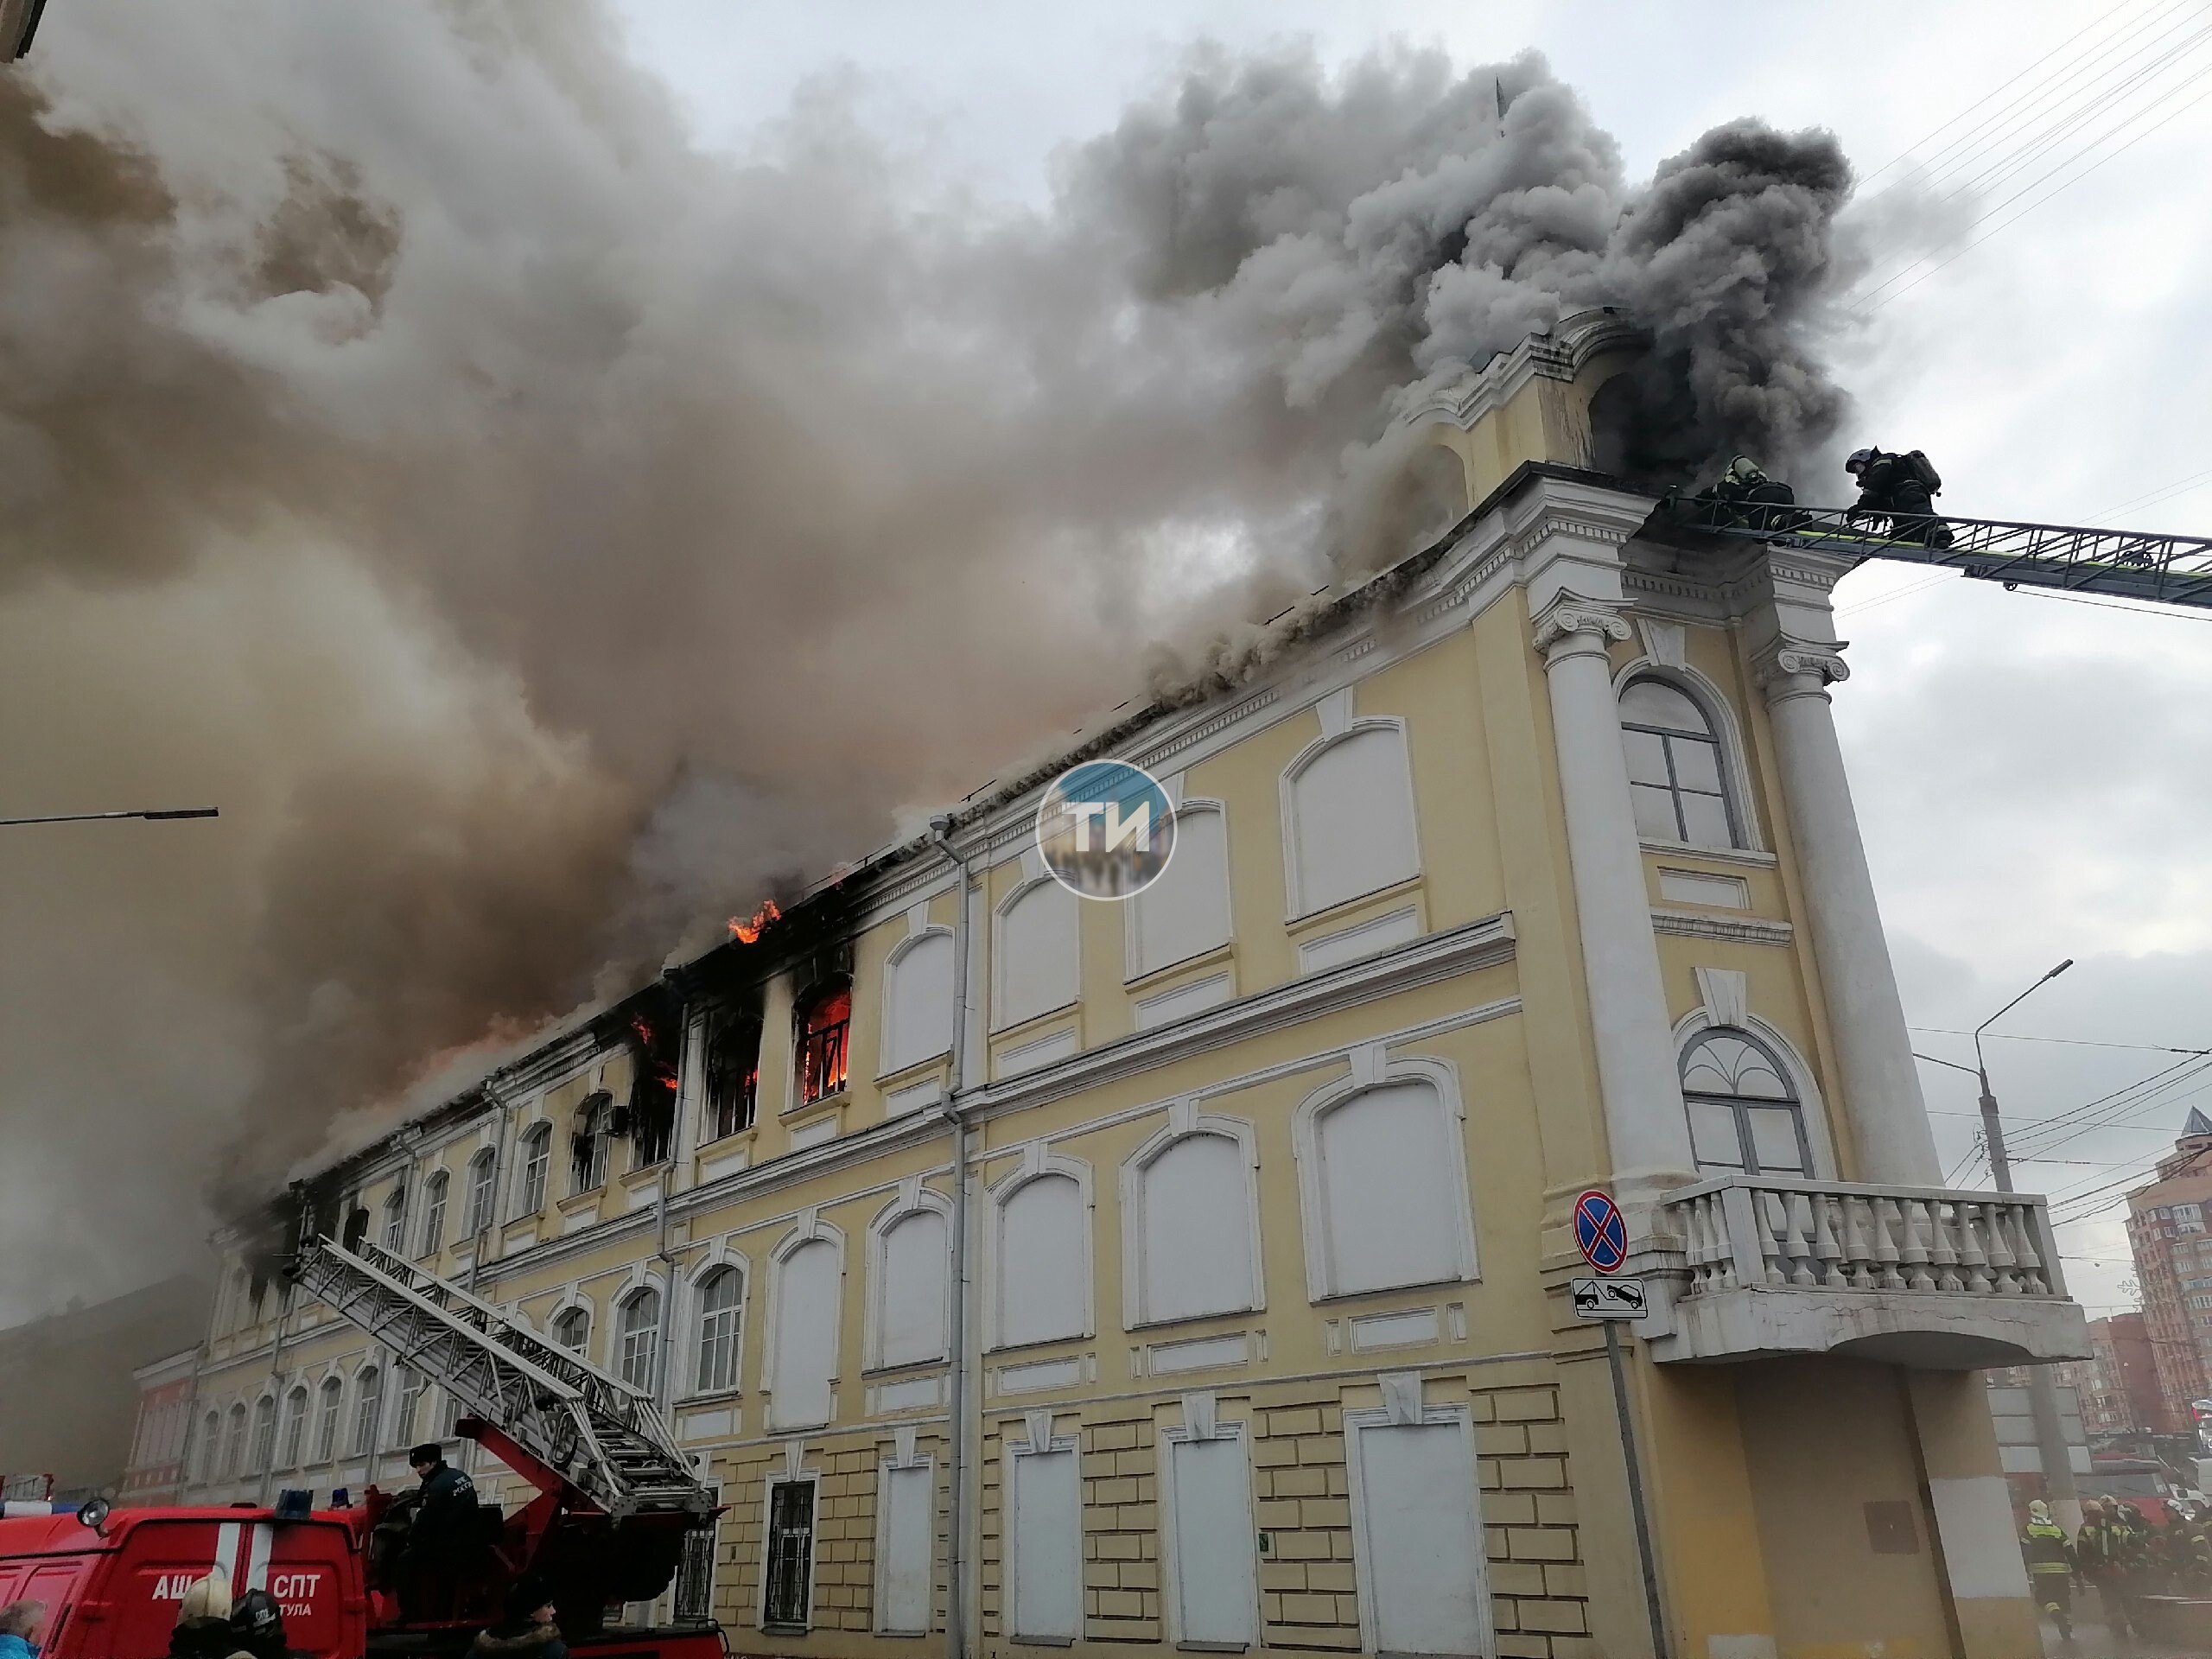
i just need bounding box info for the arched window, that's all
[553,1306,592,1355]
[351,1367,384,1457]
[393,1366,426,1446]
[340,1205,369,1253]
[795,982,852,1106]
[1124,1126,1259,1327]
[995,880,1079,1029]
[767,1230,842,1430]
[313,1378,343,1463]
[1619,677,1738,849]
[199,1411,223,1484]
[418,1172,448,1256]
[1128,804,1231,979]
[464,1148,496,1236]
[618,1288,662,1391]
[694,1267,745,1394]
[1297,1073,1477,1300]
[702,1009,761,1140]
[380,1187,408,1255]
[995,1169,1089,1349]
[514,1124,551,1217]
[1285,723,1420,917]
[224,1403,249,1478]
[869,1203,950,1370]
[880,931,955,1077]
[246,1395,276,1473]
[278,1386,309,1468]
[572,1093,613,1193]
[1681,1028,1809,1177]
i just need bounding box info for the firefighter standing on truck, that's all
[401,1441,480,1620]
[2019,1499,2075,1642]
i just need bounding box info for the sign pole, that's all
[1604,1318,1669,1659]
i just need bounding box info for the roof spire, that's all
[2185,1105,2212,1138]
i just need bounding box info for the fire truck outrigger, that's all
[0,1233,721,1659]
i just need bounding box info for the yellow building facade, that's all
[175,312,2087,1659]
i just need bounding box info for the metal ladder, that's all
[1662,499,2212,610]
[289,1235,712,1522]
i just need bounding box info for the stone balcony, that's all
[1643,1177,2091,1370]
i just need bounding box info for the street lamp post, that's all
[1922,960,2081,1529]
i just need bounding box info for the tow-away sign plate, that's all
[1571,1277,1649,1319]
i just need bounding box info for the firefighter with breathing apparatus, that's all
[2019,1498,2075,1641]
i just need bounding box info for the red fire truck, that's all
[0,1236,721,1659]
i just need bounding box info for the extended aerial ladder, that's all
[288,1231,713,1524]
[1657,496,2212,611]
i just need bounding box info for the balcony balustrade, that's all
[1644,1177,2089,1370]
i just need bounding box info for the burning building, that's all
[162,315,2084,1659]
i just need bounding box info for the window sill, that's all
[696,1126,759,1154]
[1637,839,1777,868]
[784,1090,847,1117]
[1123,941,1234,994]
[679,1387,744,1406]
[1283,872,1424,931]
[875,1052,951,1088]
[990,999,1078,1040]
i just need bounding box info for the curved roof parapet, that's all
[1392,305,1651,435]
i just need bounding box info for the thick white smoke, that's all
[0,5,1859,1315]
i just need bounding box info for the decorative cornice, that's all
[1392,308,1648,431]
[1752,635,1851,691]
[1531,594,1632,659]
[1650,910,1796,947]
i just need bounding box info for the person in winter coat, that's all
[170,1573,255,1659]
[2020,1500,2075,1640]
[400,1441,480,1619]
[471,1583,567,1659]
[0,1599,48,1659]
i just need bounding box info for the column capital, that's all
[1753,635,1852,702]
[1531,594,1631,664]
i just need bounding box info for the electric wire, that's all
[1911,1028,2212,1055]
[2092,464,2212,520]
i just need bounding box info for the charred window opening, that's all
[571,1090,613,1192]
[702,1006,761,1141]
[340,1205,370,1253]
[628,1004,683,1169]
[795,980,851,1107]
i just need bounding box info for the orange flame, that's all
[728,897,783,943]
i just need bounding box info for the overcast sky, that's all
[607,0,2212,1319]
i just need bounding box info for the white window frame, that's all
[548,1295,594,1359]
[689,1255,747,1398]
[872,1434,937,1637]
[1290,1053,1479,1303]
[616,1284,664,1393]
[417,1171,448,1257]
[864,1179,956,1372]
[380,1187,408,1255]
[464,1148,496,1236]
[312,1377,343,1464]
[277,1385,309,1469]
[1119,1104,1264,1331]
[983,1146,1095,1351]
[1669,1002,1837,1183]
[350,1364,384,1459]
[1279,710,1422,921]
[1611,656,1764,855]
[755,1452,823,1634]
[991,852,1080,1033]
[249,1393,277,1475]
[514,1122,552,1217]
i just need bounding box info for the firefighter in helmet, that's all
[2019,1499,2075,1642]
[1846,448,1952,548]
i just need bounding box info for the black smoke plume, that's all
[0,9,1857,1316]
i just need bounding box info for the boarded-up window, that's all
[1164,1432,1257,1647]
[875,1462,935,1635]
[1134,1134,1255,1325]
[996,881,1078,1029]
[1312,1079,1471,1296]
[997,1173,1086,1349]
[768,1237,841,1430]
[881,931,954,1075]
[1007,1444,1081,1643]
[1287,725,1419,916]
[1349,1415,1491,1656]
[1128,805,1231,977]
[876,1208,950,1369]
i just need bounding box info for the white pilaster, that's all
[1754,639,1942,1185]
[1533,594,1700,1203]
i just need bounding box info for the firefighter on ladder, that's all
[2020,1498,2075,1643]
[1846,448,1953,548]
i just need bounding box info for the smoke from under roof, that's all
[0,3,1863,1316]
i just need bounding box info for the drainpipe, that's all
[462,1094,513,1483]
[931,816,976,1659]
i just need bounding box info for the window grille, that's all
[674,1522,717,1623]
[762,1479,816,1630]
[796,985,851,1106]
